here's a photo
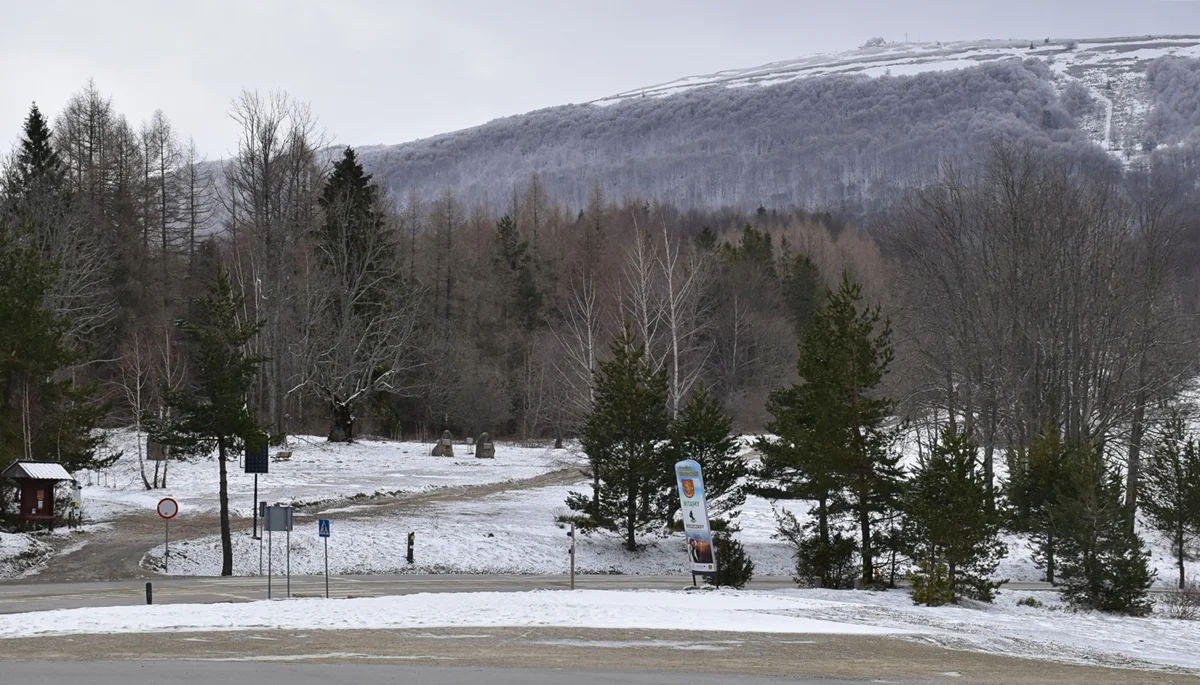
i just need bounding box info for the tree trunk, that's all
[328,400,354,443]
[1045,531,1055,586]
[817,495,829,588]
[1180,527,1187,590]
[1125,392,1147,519]
[218,438,233,576]
[860,497,872,587]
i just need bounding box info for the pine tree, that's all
[1005,423,1079,585]
[755,274,900,588]
[566,325,670,551]
[755,381,850,588]
[1056,443,1154,615]
[904,425,1006,605]
[1141,409,1200,589]
[149,273,266,576]
[665,387,747,525]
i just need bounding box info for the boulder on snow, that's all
[431,430,455,457]
[476,432,495,459]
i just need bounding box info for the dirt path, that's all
[0,627,1190,684]
[14,468,584,584]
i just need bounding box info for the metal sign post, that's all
[319,519,330,599]
[157,497,178,573]
[263,505,293,600]
[245,439,269,540]
[569,522,576,590]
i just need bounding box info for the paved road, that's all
[0,573,801,613]
[3,662,875,685]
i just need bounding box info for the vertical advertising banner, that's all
[675,459,717,575]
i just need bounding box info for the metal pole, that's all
[268,527,272,600]
[165,520,169,574]
[259,527,263,576]
[324,537,329,599]
[286,528,291,598]
[252,474,258,539]
[569,522,576,591]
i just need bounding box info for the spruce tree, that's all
[904,425,1006,605]
[1056,442,1154,615]
[494,214,543,331]
[705,531,755,589]
[150,273,266,576]
[665,387,747,525]
[755,274,900,588]
[1141,409,1200,589]
[566,325,670,551]
[312,147,413,442]
[0,219,109,474]
[4,103,68,218]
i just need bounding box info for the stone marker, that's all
[431,430,455,457]
[476,432,495,459]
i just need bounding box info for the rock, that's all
[476,432,495,459]
[431,430,455,457]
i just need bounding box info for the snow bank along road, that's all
[0,574,795,614]
[5,663,868,685]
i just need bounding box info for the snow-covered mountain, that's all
[595,35,1200,155]
[353,35,1200,212]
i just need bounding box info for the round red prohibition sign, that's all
[157,497,179,520]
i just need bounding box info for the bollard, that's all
[407,532,415,564]
[145,582,153,605]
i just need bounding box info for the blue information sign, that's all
[318,519,330,538]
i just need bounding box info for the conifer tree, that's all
[705,531,755,589]
[664,387,747,524]
[755,274,900,588]
[1056,443,1153,615]
[904,425,1006,605]
[3,103,68,218]
[495,214,543,331]
[567,325,670,551]
[1142,409,1200,589]
[150,273,266,575]
[0,218,109,475]
[310,147,416,442]
[1005,423,1079,584]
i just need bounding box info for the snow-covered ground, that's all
[0,588,1196,674]
[0,527,100,579]
[0,589,903,638]
[0,533,52,578]
[143,482,797,576]
[80,431,581,520]
[145,471,1195,588]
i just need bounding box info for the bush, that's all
[908,560,954,606]
[794,532,859,589]
[1017,596,1045,608]
[705,532,755,589]
[1158,582,1200,620]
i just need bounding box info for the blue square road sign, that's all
[318,519,330,538]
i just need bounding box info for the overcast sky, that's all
[2,0,1197,159]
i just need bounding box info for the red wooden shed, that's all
[2,461,73,531]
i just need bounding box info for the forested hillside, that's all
[353,37,1200,213]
